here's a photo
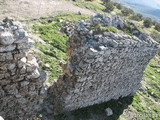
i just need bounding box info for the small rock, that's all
[0,45,16,52]
[107,40,118,48]
[105,107,113,116]
[30,69,40,79]
[90,48,98,53]
[78,11,82,15]
[99,46,107,50]
[132,30,139,34]
[0,116,4,120]
[44,64,50,68]
[157,70,160,72]
[0,32,14,45]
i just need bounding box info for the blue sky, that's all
[132,0,160,9]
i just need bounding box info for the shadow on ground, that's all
[41,96,134,120]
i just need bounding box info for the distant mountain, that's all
[113,0,160,22]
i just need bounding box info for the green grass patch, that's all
[125,56,160,119]
[73,0,105,12]
[32,12,89,83]
[99,26,119,33]
[90,24,119,33]
[39,12,89,24]
[33,23,68,52]
[36,52,63,83]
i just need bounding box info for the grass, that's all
[73,0,105,12]
[89,24,119,33]
[36,52,64,83]
[33,24,68,52]
[125,56,160,120]
[40,12,89,23]
[32,12,89,83]
[98,25,119,33]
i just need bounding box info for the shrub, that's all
[151,31,160,43]
[114,2,122,10]
[105,2,114,12]
[155,23,160,32]
[152,20,157,26]
[120,21,141,36]
[121,7,134,16]
[103,0,111,4]
[131,13,143,21]
[143,17,152,28]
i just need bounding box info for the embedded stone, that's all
[105,108,113,116]
[0,79,10,86]
[0,32,14,45]
[0,45,16,52]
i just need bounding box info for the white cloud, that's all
[155,0,160,3]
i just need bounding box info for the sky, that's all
[133,0,160,9]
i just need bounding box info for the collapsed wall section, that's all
[51,14,159,114]
[0,18,46,120]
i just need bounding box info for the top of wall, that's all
[67,13,159,54]
[0,18,34,53]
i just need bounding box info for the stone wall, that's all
[51,14,159,114]
[0,18,46,120]
[0,14,159,119]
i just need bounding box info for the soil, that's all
[0,0,94,20]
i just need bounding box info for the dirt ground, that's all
[0,0,94,20]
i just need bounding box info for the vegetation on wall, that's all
[32,12,89,83]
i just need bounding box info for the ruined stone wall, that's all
[0,18,46,120]
[51,14,159,114]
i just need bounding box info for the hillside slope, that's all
[113,0,160,22]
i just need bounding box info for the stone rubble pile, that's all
[51,14,159,114]
[61,21,75,36]
[0,18,46,120]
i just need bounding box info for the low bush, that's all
[105,1,114,12]
[155,23,160,32]
[143,17,152,28]
[130,13,143,21]
[121,7,134,16]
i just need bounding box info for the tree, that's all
[155,23,160,32]
[121,8,134,16]
[137,13,143,20]
[143,18,152,28]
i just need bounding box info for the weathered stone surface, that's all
[48,14,159,114]
[0,32,14,45]
[0,45,16,52]
[105,108,113,116]
[0,116,4,120]
[0,79,10,86]
[0,18,46,120]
